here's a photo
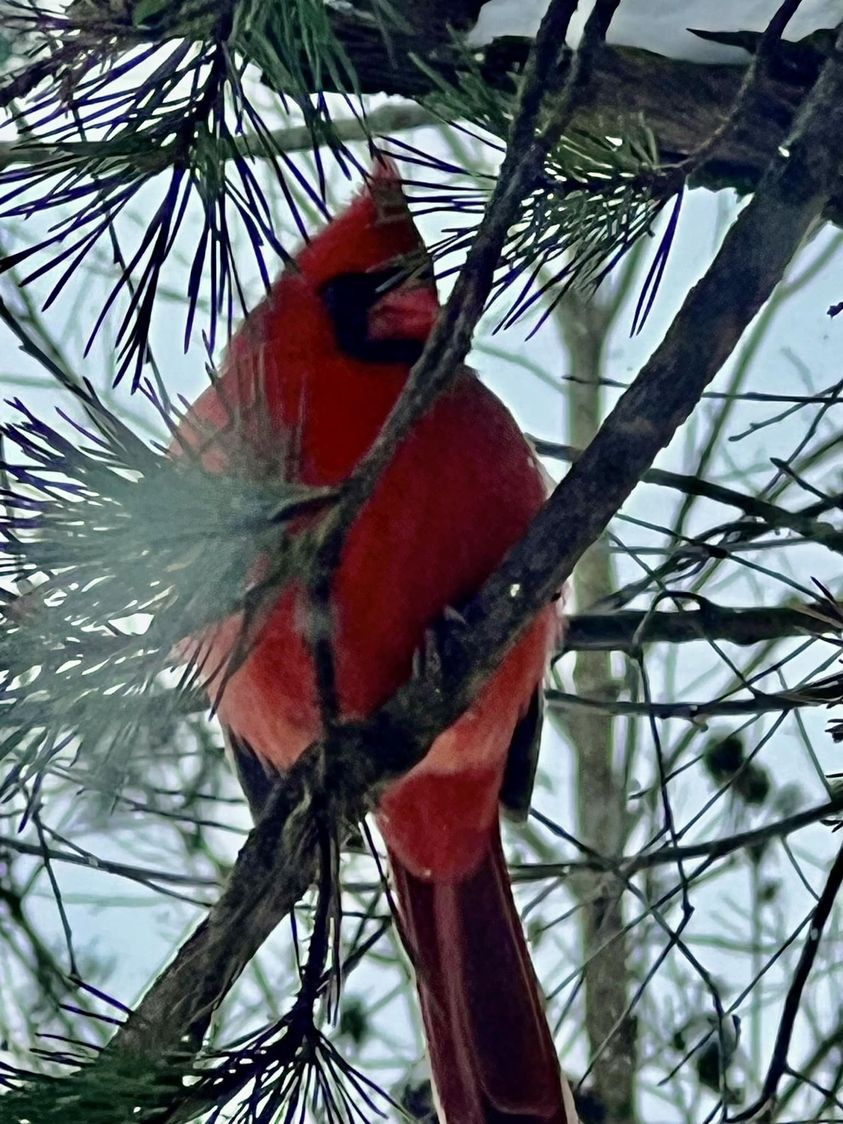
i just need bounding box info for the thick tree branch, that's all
[3,2,841,222]
[313,13,843,224]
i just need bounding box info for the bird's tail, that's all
[389,827,577,1124]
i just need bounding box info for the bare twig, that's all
[730,843,843,1121]
[534,438,843,554]
[564,603,841,651]
[546,680,837,722]
[663,0,807,185]
[0,836,219,892]
[520,792,843,879]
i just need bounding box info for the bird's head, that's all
[170,165,439,653]
[288,157,439,365]
[183,160,439,480]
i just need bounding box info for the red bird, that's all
[177,162,575,1124]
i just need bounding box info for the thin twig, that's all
[533,438,843,554]
[546,680,837,722]
[564,603,841,651]
[663,0,807,186]
[0,835,219,891]
[519,793,843,879]
[0,103,437,170]
[730,843,843,1121]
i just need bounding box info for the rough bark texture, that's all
[317,8,842,223]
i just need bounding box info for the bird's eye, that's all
[319,268,430,364]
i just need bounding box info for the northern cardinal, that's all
[176,161,574,1124]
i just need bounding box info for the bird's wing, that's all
[223,725,279,820]
[500,686,543,820]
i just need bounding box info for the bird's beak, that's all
[367,280,440,343]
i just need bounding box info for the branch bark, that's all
[315,12,843,224]
[4,7,841,222]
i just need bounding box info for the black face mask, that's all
[319,268,428,365]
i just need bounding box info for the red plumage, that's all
[177,162,575,1123]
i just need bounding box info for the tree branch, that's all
[546,682,835,722]
[4,1,842,223]
[534,438,843,553]
[310,12,843,224]
[0,102,437,171]
[564,602,841,652]
[731,842,843,1121]
[517,792,843,880]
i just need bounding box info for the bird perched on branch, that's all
[176,159,575,1124]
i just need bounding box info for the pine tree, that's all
[1,3,842,1122]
